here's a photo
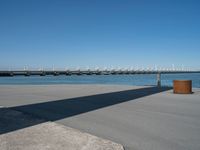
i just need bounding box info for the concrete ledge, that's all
[0,108,124,150]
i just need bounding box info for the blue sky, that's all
[0,0,200,70]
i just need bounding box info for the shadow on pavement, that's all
[0,86,172,134]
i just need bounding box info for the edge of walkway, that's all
[0,107,124,150]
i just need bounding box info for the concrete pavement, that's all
[0,107,124,150]
[0,84,200,150]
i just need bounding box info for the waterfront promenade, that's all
[0,85,200,150]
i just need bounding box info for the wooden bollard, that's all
[173,80,192,94]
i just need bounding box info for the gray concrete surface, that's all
[0,84,200,150]
[0,107,123,150]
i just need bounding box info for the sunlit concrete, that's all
[0,85,200,150]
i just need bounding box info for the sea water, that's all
[0,73,199,88]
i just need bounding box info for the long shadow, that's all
[0,86,172,134]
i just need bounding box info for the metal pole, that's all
[157,72,161,87]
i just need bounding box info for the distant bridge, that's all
[0,70,199,87]
[0,70,199,77]
[0,70,200,77]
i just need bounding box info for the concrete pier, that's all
[0,84,200,150]
[0,107,124,150]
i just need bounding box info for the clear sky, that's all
[0,0,200,70]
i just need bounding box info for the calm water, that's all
[0,73,199,88]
